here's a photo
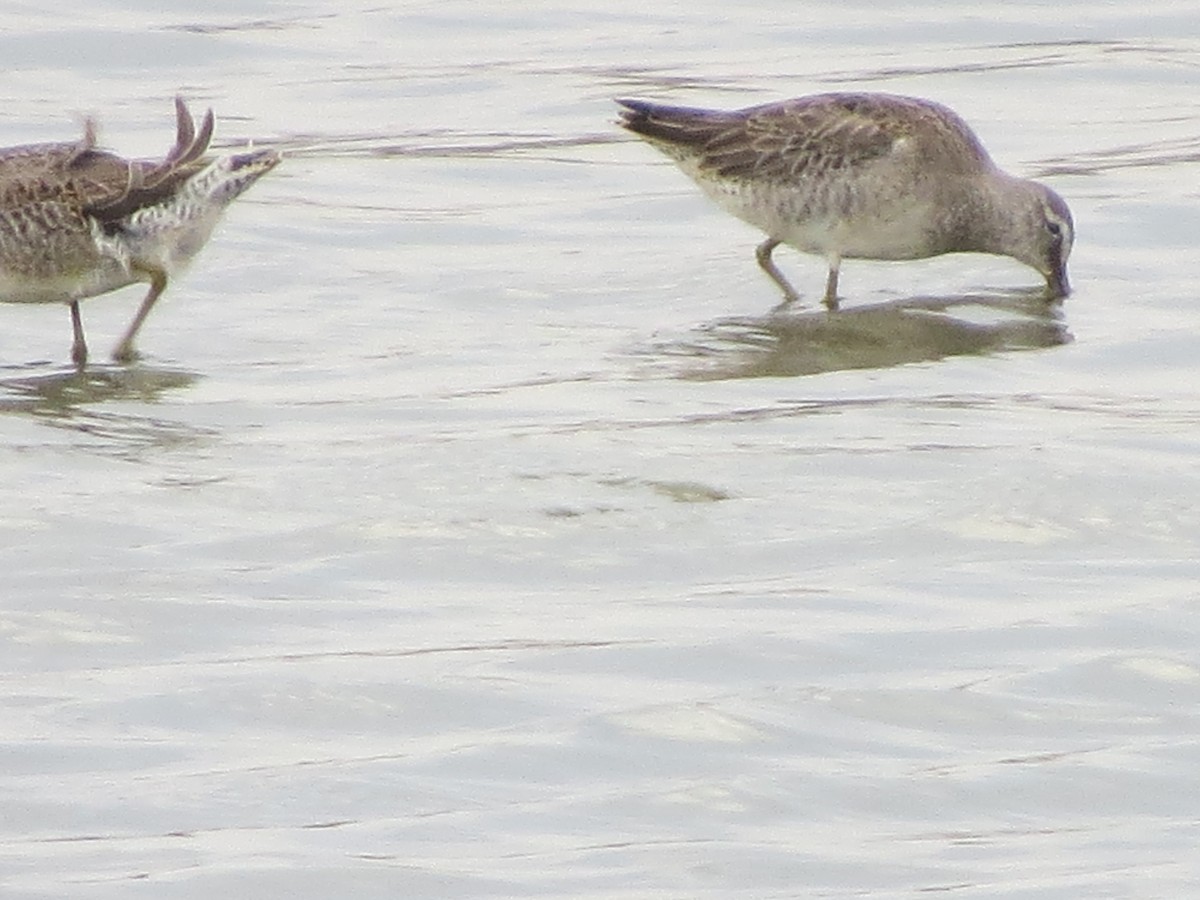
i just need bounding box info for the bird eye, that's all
[1046,221,1062,237]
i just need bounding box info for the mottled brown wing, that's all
[0,97,216,223]
[619,93,992,182]
[0,151,120,218]
[0,114,125,208]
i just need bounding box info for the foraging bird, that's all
[0,97,281,365]
[617,93,1073,307]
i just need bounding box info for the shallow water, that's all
[2,2,1200,897]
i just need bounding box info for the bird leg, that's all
[755,238,801,305]
[823,256,841,310]
[69,301,88,367]
[112,271,168,363]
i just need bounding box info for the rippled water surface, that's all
[2,2,1200,897]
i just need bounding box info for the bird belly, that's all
[0,260,135,304]
[817,206,940,261]
[695,174,939,261]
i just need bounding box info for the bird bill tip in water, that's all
[1046,263,1070,300]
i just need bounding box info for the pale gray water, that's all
[2,2,1200,897]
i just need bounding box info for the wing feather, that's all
[618,93,992,182]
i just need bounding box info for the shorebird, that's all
[0,97,280,365]
[617,93,1073,308]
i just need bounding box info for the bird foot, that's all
[111,342,141,364]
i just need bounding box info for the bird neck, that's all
[950,171,1035,259]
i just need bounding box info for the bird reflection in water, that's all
[660,289,1070,380]
[0,363,203,452]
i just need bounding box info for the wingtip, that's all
[195,107,216,155]
[172,96,196,155]
[614,98,649,129]
[81,116,99,148]
[163,96,215,169]
[65,115,100,166]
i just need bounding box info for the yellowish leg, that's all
[112,271,168,363]
[69,301,88,367]
[755,238,801,305]
[823,256,841,310]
